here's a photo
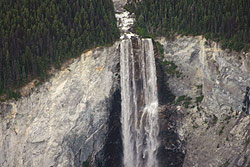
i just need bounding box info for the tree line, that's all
[0,0,120,98]
[126,0,249,52]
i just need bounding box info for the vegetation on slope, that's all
[0,0,120,99]
[126,0,250,52]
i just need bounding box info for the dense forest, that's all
[126,0,250,52]
[0,0,120,99]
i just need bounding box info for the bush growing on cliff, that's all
[175,95,192,108]
[195,95,204,104]
[218,126,225,136]
[156,42,164,57]
[162,61,182,78]
[175,95,187,104]
[212,115,218,125]
[244,139,250,146]
[82,160,89,167]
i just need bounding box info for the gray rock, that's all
[0,43,120,167]
[158,36,250,167]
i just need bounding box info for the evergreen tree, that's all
[0,0,120,98]
[128,0,250,52]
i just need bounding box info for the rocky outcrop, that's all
[0,43,121,167]
[154,42,186,167]
[95,89,123,167]
[157,36,250,167]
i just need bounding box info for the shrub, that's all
[219,126,225,136]
[195,95,204,104]
[212,115,218,125]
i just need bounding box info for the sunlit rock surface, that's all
[0,44,120,167]
[158,36,250,167]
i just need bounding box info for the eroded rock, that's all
[158,36,250,167]
[0,43,120,167]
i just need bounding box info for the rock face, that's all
[0,44,121,167]
[158,36,250,167]
[153,42,186,167]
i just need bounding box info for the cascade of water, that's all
[114,1,159,166]
[120,38,159,167]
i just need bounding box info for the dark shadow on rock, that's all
[154,50,175,105]
[153,40,186,167]
[95,89,123,167]
[158,106,185,167]
[242,86,250,114]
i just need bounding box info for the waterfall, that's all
[120,38,159,167]
[114,1,159,166]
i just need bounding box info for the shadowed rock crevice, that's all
[242,86,250,114]
[154,41,186,167]
[155,57,176,106]
[157,106,186,167]
[95,89,123,167]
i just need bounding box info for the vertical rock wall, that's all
[0,43,121,167]
[158,36,250,167]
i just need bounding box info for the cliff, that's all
[0,44,121,167]
[157,36,250,167]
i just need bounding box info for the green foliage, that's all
[195,95,204,104]
[224,115,231,121]
[135,27,154,38]
[156,42,164,57]
[175,95,187,104]
[212,115,218,125]
[196,84,203,89]
[183,101,191,108]
[175,95,192,108]
[185,97,192,101]
[244,139,250,146]
[162,61,182,78]
[0,0,119,99]
[6,90,21,101]
[165,82,169,87]
[219,126,225,136]
[219,160,230,167]
[124,3,136,13]
[82,160,89,167]
[129,0,250,52]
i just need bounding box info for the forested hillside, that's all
[126,0,250,52]
[0,0,119,99]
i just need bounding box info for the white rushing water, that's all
[120,38,159,167]
[115,10,137,39]
[114,1,160,166]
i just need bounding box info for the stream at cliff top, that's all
[114,1,160,167]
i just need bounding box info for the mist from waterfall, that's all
[120,38,159,167]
